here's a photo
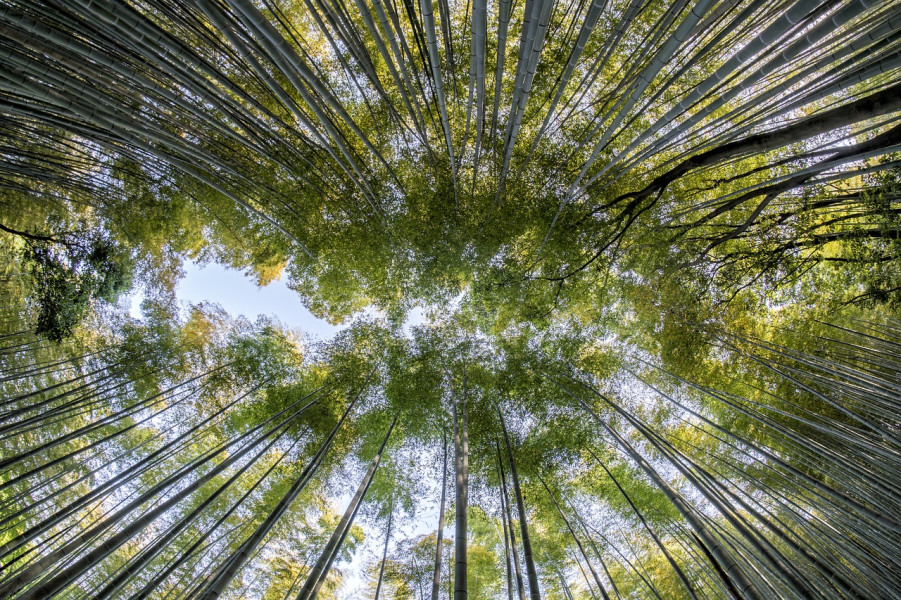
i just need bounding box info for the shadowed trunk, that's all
[296,414,398,600]
[500,409,541,600]
[453,387,469,600]
[432,430,448,600]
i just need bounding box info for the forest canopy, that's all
[0,0,900,598]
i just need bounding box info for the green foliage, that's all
[23,232,132,342]
[0,1,899,599]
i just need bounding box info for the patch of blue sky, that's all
[128,260,428,339]
[129,260,339,338]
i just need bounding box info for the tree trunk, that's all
[537,475,610,600]
[296,414,398,600]
[453,388,469,600]
[432,430,448,600]
[498,453,513,600]
[620,81,901,209]
[498,441,526,600]
[0,392,231,563]
[557,570,575,600]
[131,434,301,600]
[197,378,369,600]
[562,384,762,600]
[500,409,541,600]
[374,496,394,600]
[585,448,697,600]
[3,394,314,600]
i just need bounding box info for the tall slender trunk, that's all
[0,420,164,531]
[0,362,118,417]
[497,451,513,600]
[591,381,825,599]
[557,570,575,600]
[132,434,301,600]
[197,377,370,600]
[500,409,541,600]
[2,394,316,600]
[374,496,394,600]
[562,383,762,600]
[296,414,398,600]
[570,549,599,600]
[585,448,697,600]
[0,383,270,566]
[412,551,426,600]
[95,434,303,600]
[0,388,189,493]
[537,475,610,600]
[617,80,901,210]
[432,431,448,600]
[497,441,526,600]
[575,510,622,600]
[453,388,469,600]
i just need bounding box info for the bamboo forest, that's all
[2,0,901,597]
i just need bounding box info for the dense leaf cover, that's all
[0,0,900,598]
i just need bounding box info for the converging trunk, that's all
[433,430,448,600]
[374,496,394,600]
[559,382,762,600]
[500,408,541,600]
[498,441,526,600]
[538,474,611,600]
[197,377,371,600]
[453,387,469,600]
[296,414,398,600]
